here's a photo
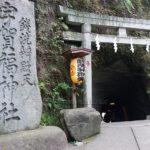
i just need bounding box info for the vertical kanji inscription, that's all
[19,17,33,86]
[0,1,20,125]
[0,0,42,133]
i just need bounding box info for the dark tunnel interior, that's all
[92,44,150,122]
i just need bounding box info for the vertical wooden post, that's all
[72,83,77,108]
[82,23,92,108]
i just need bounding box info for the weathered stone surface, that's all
[0,0,42,134]
[59,5,150,30]
[61,108,101,141]
[0,126,68,150]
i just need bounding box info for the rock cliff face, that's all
[36,0,150,123]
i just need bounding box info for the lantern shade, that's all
[70,58,84,84]
[63,48,92,59]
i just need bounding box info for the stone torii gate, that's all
[59,6,150,108]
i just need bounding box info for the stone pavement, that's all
[66,120,150,150]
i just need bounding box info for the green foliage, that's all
[39,82,71,111]
[107,0,144,15]
[36,1,71,128]
[48,82,71,112]
[143,0,150,6]
[48,20,69,54]
[67,0,101,11]
[40,82,71,126]
[109,0,134,14]
[132,0,142,13]
[123,0,134,13]
[41,112,61,126]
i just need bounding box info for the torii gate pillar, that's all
[82,23,92,108]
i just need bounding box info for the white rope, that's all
[113,37,118,53]
[95,34,101,51]
[130,38,134,53]
[146,40,150,53]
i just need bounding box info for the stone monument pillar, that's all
[0,0,42,134]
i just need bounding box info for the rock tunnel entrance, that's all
[92,44,150,122]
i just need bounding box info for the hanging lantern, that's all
[62,48,92,84]
[70,58,85,84]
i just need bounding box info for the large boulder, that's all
[61,108,101,141]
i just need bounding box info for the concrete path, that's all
[66,120,150,150]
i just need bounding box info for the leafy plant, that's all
[48,82,71,112]
[143,0,150,6]
[41,112,61,126]
[40,82,71,126]
[123,0,134,13]
[106,0,134,15]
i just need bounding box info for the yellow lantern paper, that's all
[70,58,84,84]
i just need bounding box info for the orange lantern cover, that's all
[70,58,84,84]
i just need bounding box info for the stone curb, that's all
[0,126,68,150]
